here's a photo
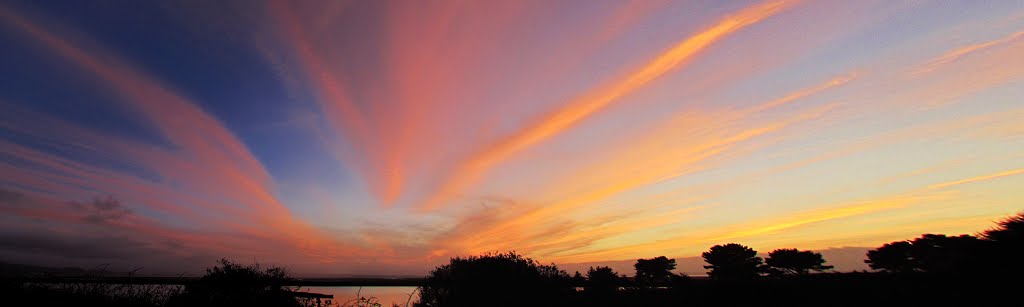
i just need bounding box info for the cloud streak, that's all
[0,4,379,267]
[420,0,801,211]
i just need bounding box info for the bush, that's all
[416,252,573,307]
[166,258,302,307]
[702,243,763,280]
[584,266,621,296]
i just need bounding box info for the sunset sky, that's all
[1,0,1022,276]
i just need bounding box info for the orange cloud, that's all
[912,30,1024,76]
[548,163,1024,263]
[745,73,857,113]
[550,191,952,263]
[443,102,835,258]
[420,0,801,211]
[423,64,855,260]
[927,168,1024,190]
[895,29,1024,107]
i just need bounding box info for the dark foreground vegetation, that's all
[417,211,1024,306]
[2,212,1021,306]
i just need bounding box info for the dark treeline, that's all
[2,212,1021,306]
[414,211,1024,306]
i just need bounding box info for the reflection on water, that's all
[296,286,419,306]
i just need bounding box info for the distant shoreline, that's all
[1,276,425,287]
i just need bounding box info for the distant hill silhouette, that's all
[0,261,88,276]
[559,247,870,276]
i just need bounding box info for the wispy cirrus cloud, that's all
[0,5,376,267]
[912,30,1024,76]
[419,0,801,211]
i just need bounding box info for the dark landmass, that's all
[0,212,1020,306]
[0,275,424,287]
[1,261,424,286]
[0,261,89,276]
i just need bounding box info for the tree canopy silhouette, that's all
[571,271,585,285]
[416,252,572,307]
[982,212,1024,244]
[911,234,988,273]
[702,243,763,280]
[865,241,915,273]
[585,266,621,295]
[981,212,1024,271]
[633,256,676,287]
[866,234,989,273]
[166,259,300,307]
[764,248,833,275]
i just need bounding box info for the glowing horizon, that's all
[1,0,1022,276]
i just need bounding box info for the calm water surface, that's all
[296,286,419,306]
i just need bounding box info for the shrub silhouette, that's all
[764,248,833,275]
[702,243,763,280]
[982,212,1024,272]
[2,281,180,307]
[571,271,585,286]
[982,212,1024,243]
[866,241,915,273]
[633,256,676,287]
[415,252,572,307]
[166,258,301,307]
[909,234,988,273]
[867,234,989,273]
[584,266,621,295]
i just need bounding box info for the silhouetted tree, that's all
[416,252,572,307]
[572,271,585,286]
[981,212,1024,271]
[702,243,763,280]
[982,212,1024,244]
[909,234,988,273]
[764,248,833,276]
[634,256,677,287]
[585,266,621,295]
[866,241,915,273]
[167,259,300,307]
[867,234,989,273]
